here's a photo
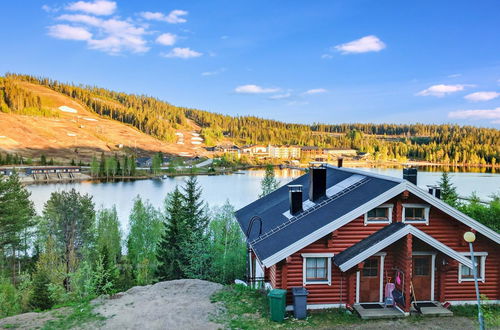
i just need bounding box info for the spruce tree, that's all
[182,176,208,235]
[156,187,186,280]
[438,172,459,207]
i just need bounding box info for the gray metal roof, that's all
[235,166,402,263]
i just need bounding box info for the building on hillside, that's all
[241,145,269,157]
[25,166,81,175]
[269,145,301,159]
[301,146,328,161]
[236,163,499,317]
[136,157,152,167]
[323,148,358,157]
[207,144,241,157]
[0,168,14,176]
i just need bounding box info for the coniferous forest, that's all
[1,73,499,166]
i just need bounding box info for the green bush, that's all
[0,278,21,318]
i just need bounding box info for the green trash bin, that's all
[268,289,287,322]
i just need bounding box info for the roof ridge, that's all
[325,164,404,183]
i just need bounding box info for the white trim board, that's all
[259,177,500,268]
[337,225,473,271]
[286,303,346,311]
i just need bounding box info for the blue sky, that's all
[1,0,499,127]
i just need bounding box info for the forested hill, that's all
[2,73,500,165]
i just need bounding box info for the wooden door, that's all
[412,256,432,301]
[359,257,380,302]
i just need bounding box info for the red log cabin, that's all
[235,164,499,316]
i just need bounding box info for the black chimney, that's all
[309,163,327,202]
[288,185,303,215]
[337,158,343,168]
[403,168,417,185]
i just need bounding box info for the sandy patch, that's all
[88,279,223,330]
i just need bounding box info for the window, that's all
[362,258,378,277]
[364,204,393,225]
[402,204,430,224]
[414,257,430,276]
[302,253,333,285]
[459,252,487,283]
[306,258,327,281]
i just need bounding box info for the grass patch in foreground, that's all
[41,300,105,330]
[210,284,360,329]
[450,303,500,328]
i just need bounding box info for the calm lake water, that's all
[27,167,500,231]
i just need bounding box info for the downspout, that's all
[245,216,263,284]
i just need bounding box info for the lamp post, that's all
[463,231,484,330]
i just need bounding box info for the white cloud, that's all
[66,0,116,16]
[201,68,226,76]
[448,107,500,122]
[88,18,149,54]
[448,73,462,78]
[140,10,188,23]
[57,14,102,26]
[321,54,333,59]
[156,33,177,46]
[334,35,386,54]
[268,93,291,100]
[304,88,327,95]
[416,84,471,97]
[48,24,92,40]
[163,47,202,59]
[234,85,280,94]
[464,91,500,102]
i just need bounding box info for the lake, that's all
[27,167,500,231]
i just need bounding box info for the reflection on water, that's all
[27,167,499,231]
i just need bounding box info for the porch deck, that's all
[410,302,453,317]
[353,303,405,319]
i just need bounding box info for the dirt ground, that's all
[322,316,478,330]
[87,279,223,330]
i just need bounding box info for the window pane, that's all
[367,209,376,217]
[306,258,315,267]
[367,208,388,221]
[306,268,316,278]
[316,258,326,267]
[316,268,326,279]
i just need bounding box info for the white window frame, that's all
[458,252,488,283]
[301,253,334,286]
[402,203,430,225]
[364,204,393,225]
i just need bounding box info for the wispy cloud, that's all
[464,91,499,102]
[57,14,102,26]
[303,88,327,95]
[156,33,177,46]
[162,47,202,59]
[268,93,291,100]
[48,24,92,40]
[448,73,462,78]
[287,101,308,106]
[140,10,188,23]
[416,84,471,97]
[321,54,333,59]
[334,35,386,54]
[201,68,226,76]
[448,107,500,122]
[42,4,60,13]
[66,0,116,16]
[235,85,280,94]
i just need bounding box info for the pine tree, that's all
[438,172,459,207]
[259,165,280,197]
[156,187,187,281]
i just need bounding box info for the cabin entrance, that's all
[358,256,383,303]
[412,254,435,301]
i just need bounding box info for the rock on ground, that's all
[87,279,224,330]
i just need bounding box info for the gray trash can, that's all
[291,287,309,319]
